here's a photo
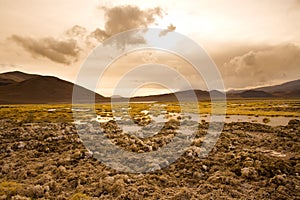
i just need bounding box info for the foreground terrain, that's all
[0,101,299,199]
[1,118,300,199]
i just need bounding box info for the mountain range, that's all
[227,79,300,99]
[0,71,108,104]
[0,71,299,104]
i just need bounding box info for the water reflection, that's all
[90,112,299,127]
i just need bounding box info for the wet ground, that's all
[90,112,299,127]
[0,119,299,199]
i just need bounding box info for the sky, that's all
[0,0,299,96]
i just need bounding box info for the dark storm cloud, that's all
[10,35,80,65]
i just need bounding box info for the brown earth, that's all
[0,119,299,199]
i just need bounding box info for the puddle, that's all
[72,108,91,112]
[95,116,114,123]
[150,113,297,126]
[71,109,299,127]
[222,115,298,126]
[119,125,143,133]
[72,120,87,125]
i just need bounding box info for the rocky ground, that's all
[0,119,299,199]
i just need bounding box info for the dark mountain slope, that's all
[0,74,107,104]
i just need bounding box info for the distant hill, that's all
[129,90,225,102]
[255,79,300,93]
[228,79,300,98]
[132,79,300,101]
[238,90,273,98]
[0,71,299,104]
[0,71,108,104]
[254,79,300,98]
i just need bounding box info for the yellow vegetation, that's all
[0,181,23,196]
[70,192,91,200]
[0,99,299,123]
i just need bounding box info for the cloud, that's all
[89,5,163,47]
[89,28,109,42]
[294,0,300,6]
[159,24,176,37]
[9,5,165,64]
[64,25,88,39]
[10,35,80,65]
[222,44,300,89]
[102,5,162,36]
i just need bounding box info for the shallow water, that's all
[92,113,299,127]
[71,105,299,127]
[195,114,298,126]
[222,115,297,126]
